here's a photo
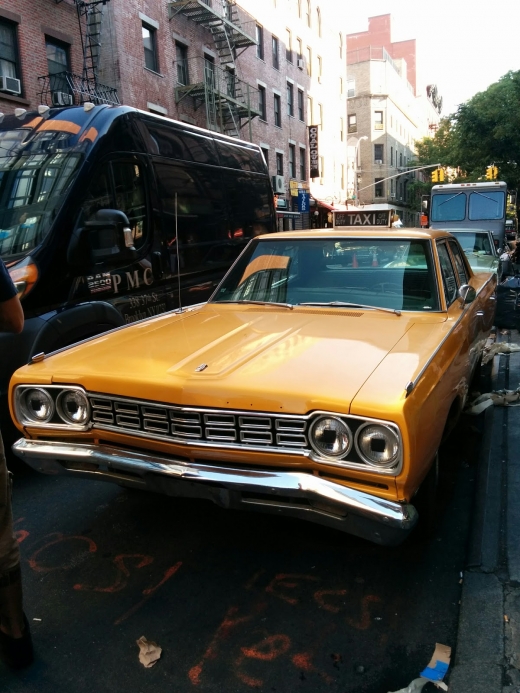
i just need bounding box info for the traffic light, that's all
[493,165,499,179]
[438,168,445,182]
[431,169,439,183]
[486,165,499,180]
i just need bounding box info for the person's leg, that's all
[0,431,32,667]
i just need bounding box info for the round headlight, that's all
[309,416,352,459]
[19,388,54,424]
[57,390,90,425]
[356,424,400,468]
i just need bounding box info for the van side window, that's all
[80,161,147,250]
[142,121,219,165]
[215,141,266,172]
[154,162,228,272]
[221,171,274,238]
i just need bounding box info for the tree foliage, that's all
[413,70,520,190]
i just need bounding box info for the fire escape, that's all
[38,0,119,107]
[169,0,260,138]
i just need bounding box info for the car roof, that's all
[257,227,455,241]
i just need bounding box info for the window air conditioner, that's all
[272,175,285,193]
[390,193,396,199]
[375,159,383,164]
[52,91,73,106]
[0,75,21,95]
[297,58,305,70]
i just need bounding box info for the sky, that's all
[342,0,520,116]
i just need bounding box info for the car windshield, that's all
[0,128,84,261]
[450,232,494,256]
[212,238,440,312]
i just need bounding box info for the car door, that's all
[437,239,481,386]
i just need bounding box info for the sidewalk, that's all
[450,329,520,693]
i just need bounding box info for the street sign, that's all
[333,210,391,227]
[297,190,310,213]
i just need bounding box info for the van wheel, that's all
[414,453,439,537]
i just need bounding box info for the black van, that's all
[0,104,275,431]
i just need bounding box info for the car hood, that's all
[18,304,447,415]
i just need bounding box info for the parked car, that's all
[447,229,503,279]
[9,229,496,546]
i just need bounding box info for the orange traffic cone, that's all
[352,252,359,268]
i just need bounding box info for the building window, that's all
[339,76,343,95]
[261,147,269,168]
[306,0,311,27]
[0,20,19,82]
[318,103,323,130]
[286,81,294,116]
[306,46,312,75]
[391,179,394,196]
[286,29,292,63]
[341,163,345,190]
[298,0,302,18]
[375,178,384,197]
[374,111,384,130]
[390,146,393,166]
[316,7,321,36]
[317,55,322,80]
[289,144,296,178]
[175,42,189,85]
[296,37,302,60]
[374,144,384,163]
[307,96,313,124]
[346,79,355,97]
[142,23,158,73]
[274,93,281,127]
[319,156,325,178]
[46,39,70,96]
[339,33,343,59]
[297,89,304,120]
[339,117,344,141]
[258,85,267,120]
[276,152,283,176]
[347,114,356,133]
[272,35,279,69]
[299,147,306,180]
[256,25,264,60]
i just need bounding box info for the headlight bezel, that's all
[17,387,55,424]
[56,389,91,426]
[308,415,353,460]
[14,385,91,430]
[354,423,401,469]
[307,411,402,475]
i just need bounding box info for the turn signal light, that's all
[8,258,38,299]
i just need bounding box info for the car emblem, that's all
[195,363,208,372]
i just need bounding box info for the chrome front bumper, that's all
[12,438,418,546]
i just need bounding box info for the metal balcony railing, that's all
[37,71,120,107]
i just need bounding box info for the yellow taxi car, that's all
[9,229,496,545]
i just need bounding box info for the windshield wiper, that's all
[217,299,294,309]
[298,301,401,316]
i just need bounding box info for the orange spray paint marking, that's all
[314,588,347,613]
[74,554,153,593]
[244,569,265,591]
[265,573,319,605]
[235,634,291,688]
[188,603,266,686]
[28,533,97,573]
[113,561,182,626]
[346,594,382,630]
[15,530,29,544]
[291,652,334,684]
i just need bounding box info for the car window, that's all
[447,240,469,285]
[80,161,148,250]
[213,238,440,311]
[436,242,458,306]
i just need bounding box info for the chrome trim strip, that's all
[406,273,495,397]
[12,438,417,542]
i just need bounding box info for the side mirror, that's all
[68,209,137,269]
[458,284,476,306]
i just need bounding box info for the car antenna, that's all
[175,192,182,312]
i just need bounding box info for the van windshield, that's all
[0,128,83,261]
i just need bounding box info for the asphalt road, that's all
[3,413,482,693]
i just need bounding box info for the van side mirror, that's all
[68,209,137,269]
[458,284,476,306]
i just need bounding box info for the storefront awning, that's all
[276,211,301,218]
[315,199,336,211]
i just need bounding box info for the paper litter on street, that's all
[388,643,451,693]
[136,636,162,668]
[465,388,520,414]
[482,342,520,365]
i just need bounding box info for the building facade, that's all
[346,14,441,226]
[0,0,348,229]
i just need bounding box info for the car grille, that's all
[88,395,309,453]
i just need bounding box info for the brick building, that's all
[0,0,349,229]
[346,14,441,226]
